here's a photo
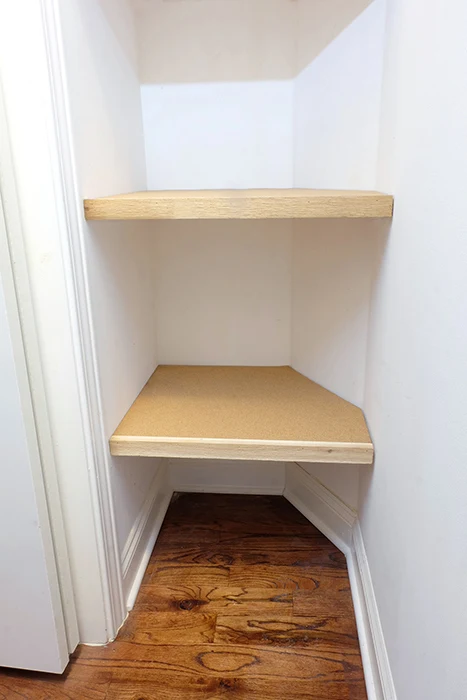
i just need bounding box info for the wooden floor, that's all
[0,494,367,699]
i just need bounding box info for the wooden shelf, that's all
[84,189,393,221]
[110,366,373,464]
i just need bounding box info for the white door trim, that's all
[0,57,79,656]
[0,0,125,643]
[40,0,126,638]
[0,105,71,669]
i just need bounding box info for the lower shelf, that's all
[110,366,373,464]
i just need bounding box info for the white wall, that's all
[58,0,160,563]
[153,220,292,365]
[133,0,296,84]
[170,459,286,495]
[136,0,295,191]
[142,81,294,190]
[360,0,467,698]
[292,220,385,407]
[291,0,387,509]
[294,0,386,190]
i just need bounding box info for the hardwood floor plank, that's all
[214,614,360,651]
[293,582,355,616]
[135,585,293,615]
[153,547,236,567]
[229,563,352,607]
[0,665,111,700]
[217,533,341,550]
[165,494,313,530]
[156,525,221,546]
[118,611,217,644]
[150,564,230,586]
[75,641,364,684]
[152,539,345,569]
[106,676,363,700]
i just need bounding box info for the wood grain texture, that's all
[152,540,346,569]
[148,563,230,587]
[214,614,360,650]
[84,188,394,220]
[136,585,294,615]
[76,640,365,680]
[110,365,374,464]
[118,611,217,645]
[0,494,366,699]
[105,677,364,700]
[163,493,315,529]
[0,665,111,700]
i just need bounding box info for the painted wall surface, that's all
[170,459,286,495]
[136,0,295,190]
[58,0,160,560]
[292,0,386,508]
[142,81,294,190]
[133,0,296,84]
[294,0,385,190]
[136,0,383,191]
[298,463,360,511]
[292,220,385,408]
[153,220,292,366]
[360,0,467,698]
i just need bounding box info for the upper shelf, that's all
[84,189,394,221]
[110,365,374,464]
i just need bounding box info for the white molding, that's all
[122,461,173,610]
[284,463,356,554]
[39,0,126,638]
[350,522,397,700]
[169,459,286,495]
[0,77,79,653]
[283,465,395,699]
[0,0,121,645]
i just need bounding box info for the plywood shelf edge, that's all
[110,435,373,464]
[84,189,394,221]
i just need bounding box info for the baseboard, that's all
[283,464,395,698]
[284,463,356,554]
[121,461,173,610]
[349,521,397,700]
[169,459,286,495]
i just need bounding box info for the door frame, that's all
[0,125,71,672]
[0,0,125,643]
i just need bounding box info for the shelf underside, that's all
[110,366,374,464]
[84,189,393,221]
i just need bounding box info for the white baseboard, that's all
[169,459,286,495]
[349,522,397,700]
[121,461,173,610]
[283,464,395,699]
[284,463,356,554]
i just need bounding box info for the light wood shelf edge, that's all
[84,189,394,220]
[110,436,374,464]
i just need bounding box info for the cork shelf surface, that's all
[84,189,394,220]
[110,366,374,464]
